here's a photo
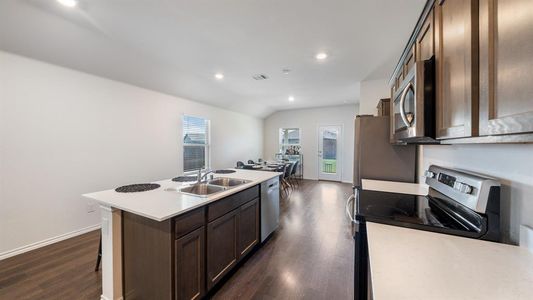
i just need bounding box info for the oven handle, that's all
[345,194,356,223]
[399,81,414,127]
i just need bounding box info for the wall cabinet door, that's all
[435,0,479,139]
[479,0,533,136]
[416,7,434,61]
[175,226,205,300]
[237,198,259,258]
[206,209,238,290]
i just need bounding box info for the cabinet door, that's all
[237,198,259,258]
[435,0,479,139]
[479,0,533,136]
[175,226,205,300]
[404,45,416,76]
[206,209,238,290]
[416,7,434,61]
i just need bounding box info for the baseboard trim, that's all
[0,223,101,261]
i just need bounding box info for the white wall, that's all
[359,78,390,115]
[419,144,533,245]
[0,51,263,257]
[263,105,358,183]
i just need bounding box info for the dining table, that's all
[241,161,288,172]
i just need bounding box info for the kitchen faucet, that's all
[197,169,215,184]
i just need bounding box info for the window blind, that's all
[183,115,209,172]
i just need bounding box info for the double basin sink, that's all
[166,177,251,197]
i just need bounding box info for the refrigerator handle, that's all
[345,194,356,222]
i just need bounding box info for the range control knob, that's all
[453,182,473,194]
[424,170,436,178]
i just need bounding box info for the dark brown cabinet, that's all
[416,7,434,62]
[376,98,391,117]
[206,209,239,290]
[175,226,205,300]
[237,198,259,257]
[478,0,533,136]
[122,185,261,299]
[206,195,260,289]
[435,0,479,139]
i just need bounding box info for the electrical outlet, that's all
[87,201,96,213]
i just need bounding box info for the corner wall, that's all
[0,51,263,257]
[359,79,390,115]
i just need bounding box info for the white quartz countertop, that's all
[83,169,282,222]
[366,222,533,300]
[362,179,428,196]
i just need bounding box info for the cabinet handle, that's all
[399,82,414,128]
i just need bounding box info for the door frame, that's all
[316,124,344,182]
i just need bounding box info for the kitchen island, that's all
[83,169,282,300]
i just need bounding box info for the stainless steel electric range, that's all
[351,165,501,300]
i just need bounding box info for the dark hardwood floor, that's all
[0,179,354,300]
[212,179,354,299]
[0,229,101,299]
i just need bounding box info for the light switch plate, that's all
[519,225,533,253]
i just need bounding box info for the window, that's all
[279,128,301,155]
[183,115,210,172]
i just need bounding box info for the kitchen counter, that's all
[83,169,282,221]
[362,179,428,195]
[366,222,533,300]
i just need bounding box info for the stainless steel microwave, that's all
[391,57,437,143]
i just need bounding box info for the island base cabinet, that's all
[206,209,239,290]
[238,198,259,257]
[206,197,260,291]
[175,226,205,300]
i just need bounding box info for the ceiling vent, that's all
[252,74,269,80]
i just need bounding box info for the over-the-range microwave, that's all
[391,56,438,143]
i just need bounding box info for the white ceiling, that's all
[0,0,425,117]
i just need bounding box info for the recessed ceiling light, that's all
[315,52,328,60]
[288,96,295,102]
[57,0,77,8]
[214,73,224,80]
[282,68,291,74]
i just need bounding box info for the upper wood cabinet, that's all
[478,0,533,136]
[416,7,434,61]
[435,0,479,139]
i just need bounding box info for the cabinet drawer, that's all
[208,185,259,222]
[175,207,205,239]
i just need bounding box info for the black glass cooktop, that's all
[357,189,486,239]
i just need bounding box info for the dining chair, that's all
[95,233,102,272]
[276,164,289,198]
[284,162,295,192]
[290,160,299,188]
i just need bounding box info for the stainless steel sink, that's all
[208,178,251,187]
[165,177,250,197]
[166,183,227,197]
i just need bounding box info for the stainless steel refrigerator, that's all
[352,115,417,188]
[347,115,417,300]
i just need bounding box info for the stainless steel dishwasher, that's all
[260,176,280,242]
